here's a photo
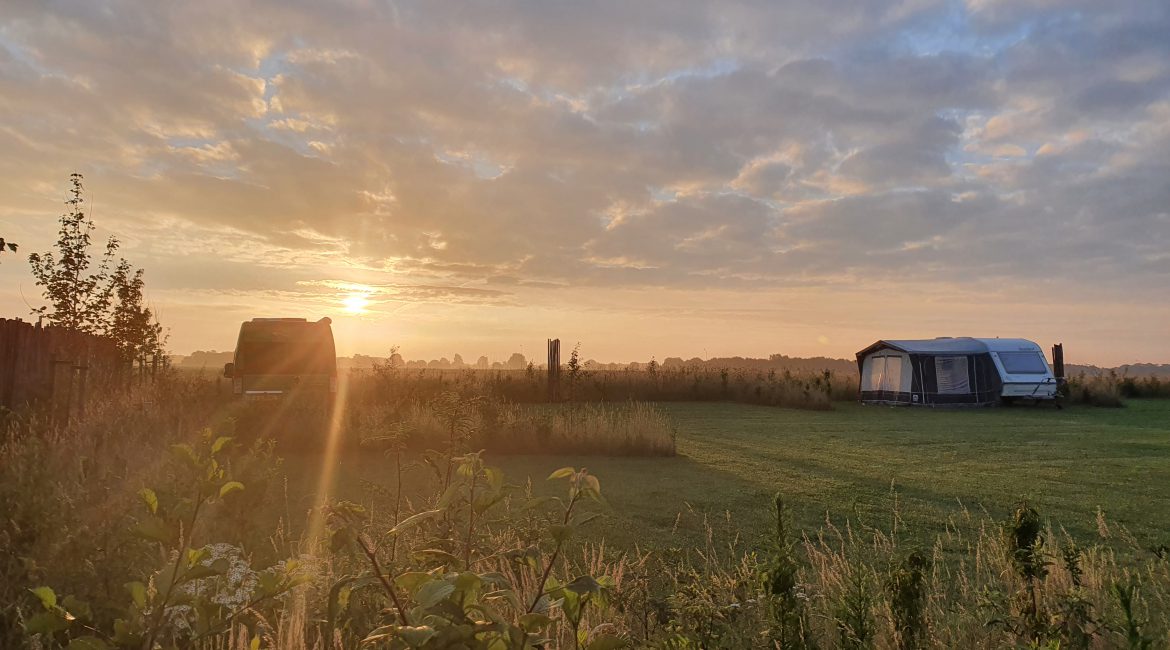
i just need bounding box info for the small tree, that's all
[566,342,583,400]
[28,173,119,333]
[28,173,168,373]
[108,259,165,370]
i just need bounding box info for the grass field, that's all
[307,399,1170,553]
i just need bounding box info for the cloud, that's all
[1,0,1168,362]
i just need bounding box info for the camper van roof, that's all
[858,337,1043,357]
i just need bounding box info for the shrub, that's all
[1066,373,1125,407]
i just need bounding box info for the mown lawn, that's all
[310,400,1170,553]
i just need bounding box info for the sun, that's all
[341,292,371,314]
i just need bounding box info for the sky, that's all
[1,0,1168,366]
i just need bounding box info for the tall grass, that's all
[1067,373,1126,407]
[1065,370,1170,407]
[346,363,856,410]
[7,374,1170,649]
[649,500,1170,648]
[357,397,677,456]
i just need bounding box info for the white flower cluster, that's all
[162,543,258,634]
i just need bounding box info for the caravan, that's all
[856,337,1058,406]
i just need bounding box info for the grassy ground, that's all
[297,399,1170,553]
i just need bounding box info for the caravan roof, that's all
[857,337,1043,357]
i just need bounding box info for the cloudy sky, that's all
[1,0,1168,365]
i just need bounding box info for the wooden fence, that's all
[0,318,123,418]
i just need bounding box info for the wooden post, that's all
[1052,343,1065,382]
[547,338,561,402]
[51,357,74,424]
[75,362,89,420]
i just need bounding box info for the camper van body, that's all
[223,318,337,398]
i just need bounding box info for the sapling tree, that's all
[28,173,120,334]
[566,343,583,401]
[108,259,166,366]
[28,173,168,368]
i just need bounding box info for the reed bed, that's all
[345,363,856,410]
[375,398,678,456]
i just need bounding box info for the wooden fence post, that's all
[547,338,561,402]
[75,362,89,419]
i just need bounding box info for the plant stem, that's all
[526,491,580,614]
[144,486,203,650]
[357,534,411,626]
[390,446,403,561]
[464,467,477,569]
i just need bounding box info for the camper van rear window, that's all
[998,351,1048,374]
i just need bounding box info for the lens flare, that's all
[305,372,349,554]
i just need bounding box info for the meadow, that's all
[5,370,1170,649]
[302,399,1170,555]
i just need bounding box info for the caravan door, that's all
[863,353,911,396]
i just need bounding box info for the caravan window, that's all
[999,351,1048,374]
[934,356,970,393]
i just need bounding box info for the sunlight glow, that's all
[305,374,350,556]
[341,292,371,314]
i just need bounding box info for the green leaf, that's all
[572,513,604,529]
[436,482,463,509]
[549,524,575,543]
[483,467,504,492]
[565,575,603,596]
[548,467,575,480]
[587,633,627,650]
[24,611,69,636]
[112,618,143,645]
[138,488,158,514]
[397,625,437,647]
[518,613,553,633]
[454,572,483,596]
[211,436,233,454]
[394,572,433,593]
[132,516,173,545]
[186,547,208,568]
[30,586,57,609]
[387,509,441,536]
[218,481,245,498]
[61,595,92,621]
[125,582,147,609]
[582,474,601,497]
[170,443,199,469]
[484,587,523,612]
[414,580,455,608]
